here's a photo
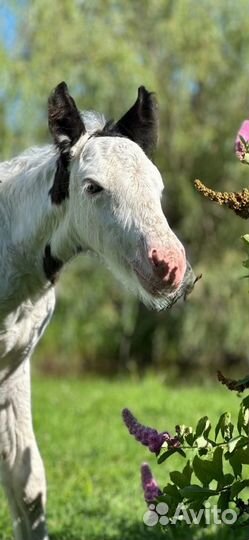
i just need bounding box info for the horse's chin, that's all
[132,267,180,310]
[136,281,183,311]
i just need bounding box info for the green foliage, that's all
[146,389,249,530]
[1,377,247,540]
[139,195,249,526]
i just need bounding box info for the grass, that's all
[0,376,249,540]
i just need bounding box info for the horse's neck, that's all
[0,145,74,315]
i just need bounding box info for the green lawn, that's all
[0,376,248,540]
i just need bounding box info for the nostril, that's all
[148,247,185,288]
[150,249,172,279]
[150,249,168,270]
[151,249,160,267]
[168,266,178,285]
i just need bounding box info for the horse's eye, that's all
[85,180,103,195]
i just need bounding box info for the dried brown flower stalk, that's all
[194,179,249,219]
[217,370,249,393]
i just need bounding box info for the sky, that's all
[0,3,17,50]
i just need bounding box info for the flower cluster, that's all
[141,463,161,503]
[122,408,180,455]
[235,120,249,163]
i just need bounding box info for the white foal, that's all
[0,82,196,539]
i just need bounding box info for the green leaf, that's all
[176,425,195,446]
[180,485,217,501]
[185,432,195,446]
[241,234,249,246]
[238,398,249,436]
[157,449,176,464]
[230,479,249,499]
[215,413,225,440]
[194,416,211,440]
[193,455,213,486]
[170,461,192,488]
[242,395,249,409]
[182,460,193,484]
[170,470,188,489]
[236,446,249,464]
[212,447,224,482]
[227,436,242,453]
[175,447,186,458]
[215,412,233,441]
[175,424,186,437]
[217,490,230,512]
[228,452,242,478]
[218,473,234,489]
[193,448,224,487]
[163,483,183,503]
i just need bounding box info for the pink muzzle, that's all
[148,246,187,290]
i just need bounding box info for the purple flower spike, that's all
[141,463,162,503]
[122,408,178,455]
[235,120,249,163]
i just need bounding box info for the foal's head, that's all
[48,82,197,310]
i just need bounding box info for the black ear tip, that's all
[137,86,157,105]
[57,81,68,91]
[54,81,68,95]
[49,82,69,103]
[138,85,148,99]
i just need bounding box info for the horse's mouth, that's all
[133,266,176,297]
[132,261,199,310]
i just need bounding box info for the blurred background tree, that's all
[1,0,249,378]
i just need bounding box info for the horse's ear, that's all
[48,82,86,152]
[115,86,159,156]
[48,82,86,205]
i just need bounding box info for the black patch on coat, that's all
[48,82,86,205]
[43,244,63,284]
[49,154,70,204]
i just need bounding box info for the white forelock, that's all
[81,110,107,134]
